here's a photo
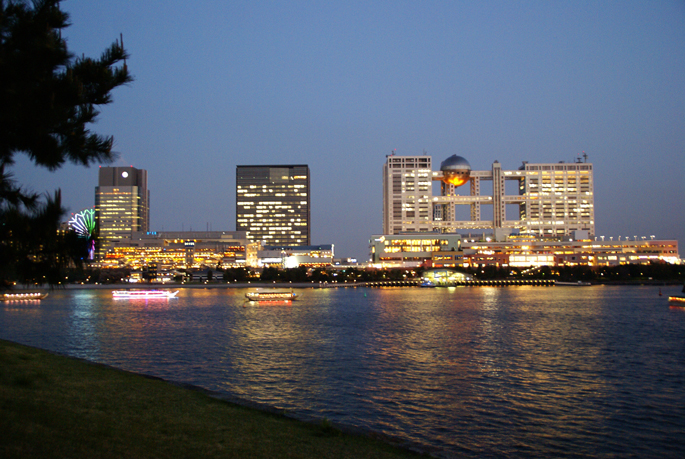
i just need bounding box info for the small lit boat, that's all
[420,280,436,288]
[245,290,297,302]
[1,292,48,301]
[113,290,179,299]
[668,296,685,305]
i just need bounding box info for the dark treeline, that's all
[58,262,685,286]
[464,263,684,283]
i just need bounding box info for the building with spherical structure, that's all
[440,154,471,187]
[382,152,594,240]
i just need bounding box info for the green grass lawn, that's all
[0,339,423,458]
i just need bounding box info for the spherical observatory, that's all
[440,155,471,187]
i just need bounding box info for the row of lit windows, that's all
[238,201,308,206]
[384,246,442,253]
[386,239,450,246]
[240,192,307,197]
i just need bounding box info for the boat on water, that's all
[668,296,685,305]
[245,290,298,302]
[1,292,48,301]
[420,280,436,288]
[112,289,179,299]
[555,281,592,286]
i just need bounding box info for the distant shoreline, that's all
[60,282,365,290]
[29,279,685,291]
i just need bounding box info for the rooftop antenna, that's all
[423,149,428,156]
[582,151,588,163]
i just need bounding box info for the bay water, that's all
[1,285,684,458]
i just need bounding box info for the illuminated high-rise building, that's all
[383,153,595,239]
[236,165,310,246]
[382,154,433,234]
[514,161,594,238]
[95,166,149,257]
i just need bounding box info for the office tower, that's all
[236,165,310,246]
[516,161,594,237]
[408,154,594,239]
[95,166,149,257]
[382,154,433,234]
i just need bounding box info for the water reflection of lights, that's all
[3,286,683,458]
[245,300,293,306]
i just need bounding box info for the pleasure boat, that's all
[1,292,48,301]
[113,289,179,299]
[245,290,298,302]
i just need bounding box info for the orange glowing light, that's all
[442,171,470,187]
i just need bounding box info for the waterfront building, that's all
[369,230,678,268]
[383,153,595,240]
[430,250,466,269]
[459,237,679,268]
[369,233,462,267]
[515,160,594,237]
[95,166,149,258]
[102,231,250,270]
[382,154,433,234]
[256,244,334,268]
[236,165,310,246]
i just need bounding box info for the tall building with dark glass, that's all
[95,166,149,258]
[236,165,310,246]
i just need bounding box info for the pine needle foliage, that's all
[0,0,132,173]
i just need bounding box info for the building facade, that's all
[368,232,678,268]
[256,244,334,268]
[369,233,462,266]
[382,154,433,234]
[460,237,679,268]
[95,166,149,257]
[103,231,251,270]
[383,154,594,239]
[516,161,594,237]
[236,165,310,246]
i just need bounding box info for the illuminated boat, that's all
[668,296,685,305]
[245,290,298,302]
[1,292,48,301]
[112,289,179,299]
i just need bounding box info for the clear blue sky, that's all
[13,0,685,260]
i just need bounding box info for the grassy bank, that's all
[0,340,422,459]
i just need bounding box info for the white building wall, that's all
[518,162,594,237]
[382,155,432,234]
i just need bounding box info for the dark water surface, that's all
[2,285,684,458]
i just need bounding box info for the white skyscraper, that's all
[382,154,433,234]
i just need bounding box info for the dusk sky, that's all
[13,0,685,260]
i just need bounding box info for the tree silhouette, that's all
[0,0,132,288]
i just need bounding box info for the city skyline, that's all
[11,1,685,260]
